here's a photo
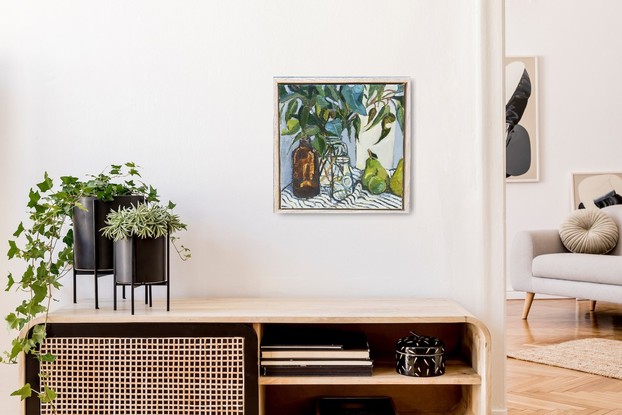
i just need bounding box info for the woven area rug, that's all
[508,338,622,380]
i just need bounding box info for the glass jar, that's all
[319,138,349,189]
[331,156,354,201]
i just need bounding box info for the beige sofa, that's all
[510,204,622,319]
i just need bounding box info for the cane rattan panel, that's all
[36,333,250,415]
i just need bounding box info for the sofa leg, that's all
[589,300,596,312]
[522,292,535,320]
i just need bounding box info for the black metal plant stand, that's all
[113,233,170,315]
[73,200,114,310]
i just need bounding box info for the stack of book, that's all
[260,327,373,376]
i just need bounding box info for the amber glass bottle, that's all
[292,138,320,198]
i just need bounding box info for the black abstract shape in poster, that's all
[506,69,532,178]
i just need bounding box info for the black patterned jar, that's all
[396,331,446,377]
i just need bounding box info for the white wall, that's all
[506,0,622,288]
[0,1,506,413]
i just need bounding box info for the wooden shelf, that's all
[24,297,490,415]
[259,361,481,386]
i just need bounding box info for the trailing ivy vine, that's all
[3,163,158,409]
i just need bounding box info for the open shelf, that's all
[259,361,481,385]
[24,298,490,415]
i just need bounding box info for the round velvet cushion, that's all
[559,209,619,254]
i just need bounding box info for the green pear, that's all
[362,150,389,195]
[390,158,404,197]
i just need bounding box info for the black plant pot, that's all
[114,236,168,284]
[73,195,145,271]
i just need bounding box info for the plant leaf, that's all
[39,386,57,403]
[7,240,19,259]
[281,118,301,136]
[364,104,390,131]
[341,85,367,116]
[36,173,53,192]
[353,116,361,141]
[325,119,343,138]
[39,353,56,363]
[13,222,25,238]
[10,384,32,401]
[366,107,377,127]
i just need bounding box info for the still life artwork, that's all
[274,78,409,212]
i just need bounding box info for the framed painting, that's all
[571,172,622,210]
[273,77,410,213]
[506,56,539,182]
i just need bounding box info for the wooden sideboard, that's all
[22,298,490,415]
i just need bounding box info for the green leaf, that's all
[364,104,390,132]
[10,384,32,401]
[9,338,25,361]
[366,107,378,127]
[7,240,19,259]
[325,85,341,104]
[36,173,53,192]
[27,189,41,208]
[285,99,299,120]
[281,118,301,136]
[315,96,330,109]
[375,113,396,144]
[31,324,47,345]
[341,85,367,116]
[377,127,392,144]
[39,353,56,363]
[397,103,405,130]
[13,222,25,238]
[60,175,79,185]
[6,272,15,291]
[39,386,57,403]
[300,106,310,129]
[5,312,24,330]
[366,84,385,106]
[353,116,362,141]
[325,119,343,138]
[303,125,320,137]
[311,137,326,156]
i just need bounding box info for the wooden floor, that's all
[506,298,622,414]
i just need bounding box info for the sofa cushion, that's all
[559,208,619,254]
[533,253,622,286]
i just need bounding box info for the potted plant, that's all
[101,202,190,314]
[2,162,159,405]
[71,164,159,308]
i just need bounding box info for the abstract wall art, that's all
[571,172,622,210]
[506,56,539,182]
[273,78,410,213]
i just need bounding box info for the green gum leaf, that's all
[365,104,390,132]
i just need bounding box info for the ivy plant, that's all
[3,162,159,409]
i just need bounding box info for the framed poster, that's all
[274,78,410,213]
[571,172,622,210]
[506,56,539,182]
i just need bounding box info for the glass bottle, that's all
[292,138,320,199]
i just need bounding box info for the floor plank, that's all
[507,298,622,414]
